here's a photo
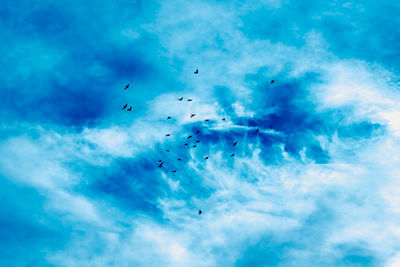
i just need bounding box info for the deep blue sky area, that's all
[1,1,400,266]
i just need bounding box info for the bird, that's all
[255,129,259,133]
[271,80,274,84]
[204,119,210,122]
[230,153,235,157]
[187,99,193,101]
[158,160,162,162]
[127,106,132,111]
[188,135,193,139]
[122,104,128,110]
[193,145,197,148]
[233,141,238,146]
[178,97,183,101]
[195,140,200,143]
[158,162,163,168]
[205,156,209,160]
[165,149,170,152]
[184,143,188,146]
[198,210,202,215]
[190,114,196,118]
[177,158,182,161]
[167,116,172,119]
[172,170,177,173]
[194,69,198,74]
[195,130,200,134]
[222,118,226,121]
[166,134,171,136]
[124,84,129,89]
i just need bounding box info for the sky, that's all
[1,0,400,266]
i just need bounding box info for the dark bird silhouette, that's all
[124,84,129,89]
[195,140,200,143]
[271,80,274,84]
[205,156,209,160]
[191,114,196,118]
[188,135,193,139]
[184,143,188,146]
[166,134,170,136]
[230,153,235,157]
[194,69,198,74]
[193,145,197,148]
[177,158,182,161]
[122,104,128,110]
[178,97,183,101]
[233,141,238,146]
[198,210,202,215]
[204,119,210,121]
[158,160,162,162]
[158,162,163,168]
[195,130,200,134]
[165,149,170,152]
[222,118,226,121]
[127,106,132,111]
[255,129,260,133]
[187,99,193,101]
[172,170,177,173]
[167,116,172,119]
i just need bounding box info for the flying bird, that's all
[177,158,182,161]
[193,145,197,148]
[205,156,209,160]
[124,84,129,89]
[184,143,188,146]
[222,118,226,121]
[158,162,163,168]
[233,141,238,146]
[122,104,128,110]
[255,129,260,133]
[190,114,196,118]
[194,69,198,74]
[188,135,193,139]
[158,160,162,162]
[230,153,235,157]
[195,130,200,134]
[167,116,172,119]
[187,99,193,101]
[127,106,132,111]
[195,140,200,143]
[178,97,183,101]
[166,134,170,136]
[198,210,202,215]
[271,80,275,84]
[165,149,170,152]
[172,170,177,173]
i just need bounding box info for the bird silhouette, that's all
[158,160,162,162]
[205,156,209,160]
[194,69,198,74]
[193,145,197,148]
[195,140,200,143]
[122,104,128,110]
[271,80,274,84]
[191,114,196,118]
[166,134,171,136]
[195,130,200,134]
[204,119,210,121]
[184,143,188,146]
[188,135,193,139]
[177,158,182,161]
[165,149,170,152]
[233,141,238,146]
[187,99,193,101]
[172,170,177,173]
[127,106,132,111]
[178,97,183,101]
[167,116,172,119]
[198,210,202,215]
[222,118,226,121]
[255,129,259,133]
[230,153,235,157]
[124,84,129,89]
[158,162,163,168]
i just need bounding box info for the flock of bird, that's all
[121,69,275,216]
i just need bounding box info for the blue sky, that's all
[1,0,400,266]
